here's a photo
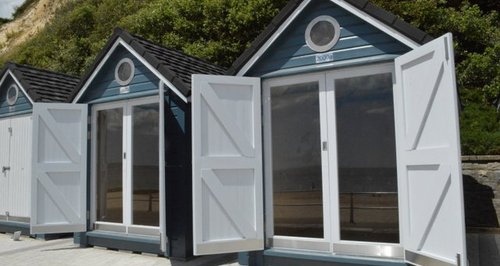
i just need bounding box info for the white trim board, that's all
[0,70,34,105]
[73,38,188,104]
[236,0,421,77]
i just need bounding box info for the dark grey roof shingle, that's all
[1,62,80,103]
[72,28,226,100]
[227,0,433,75]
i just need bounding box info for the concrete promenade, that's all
[0,233,238,266]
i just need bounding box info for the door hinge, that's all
[322,141,328,151]
[457,253,461,266]
[123,152,126,159]
[86,210,90,220]
[8,127,12,136]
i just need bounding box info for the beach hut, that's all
[0,62,79,236]
[28,28,224,259]
[187,0,467,265]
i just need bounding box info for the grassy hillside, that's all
[0,0,498,155]
[0,0,288,75]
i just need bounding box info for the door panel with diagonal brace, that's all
[31,103,87,234]
[394,33,467,266]
[192,74,263,255]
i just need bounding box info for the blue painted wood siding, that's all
[0,75,32,118]
[79,45,160,104]
[247,0,411,77]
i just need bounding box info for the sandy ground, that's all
[0,233,239,266]
[0,0,64,56]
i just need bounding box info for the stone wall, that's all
[462,155,500,228]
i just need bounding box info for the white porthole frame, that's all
[305,15,341,53]
[6,84,19,106]
[115,58,135,86]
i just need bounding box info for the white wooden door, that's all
[8,115,32,218]
[192,74,263,255]
[31,103,88,234]
[394,33,467,266]
[0,118,10,217]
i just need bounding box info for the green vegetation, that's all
[1,0,288,75]
[0,0,498,155]
[0,18,11,26]
[372,0,500,155]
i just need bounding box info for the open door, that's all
[192,74,263,255]
[394,33,467,266]
[31,103,88,234]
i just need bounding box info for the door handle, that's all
[2,166,10,173]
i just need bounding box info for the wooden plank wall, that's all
[79,45,160,104]
[248,0,411,77]
[0,75,32,117]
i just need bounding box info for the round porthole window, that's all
[305,15,341,53]
[115,58,135,86]
[6,84,19,106]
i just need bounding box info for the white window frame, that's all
[263,63,404,258]
[305,15,341,53]
[91,95,160,236]
[326,62,403,258]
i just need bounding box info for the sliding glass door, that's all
[264,63,401,257]
[263,73,331,251]
[92,96,160,235]
[331,72,398,244]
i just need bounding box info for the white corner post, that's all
[159,81,167,253]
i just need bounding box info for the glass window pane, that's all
[96,108,123,223]
[335,73,399,243]
[132,103,159,226]
[271,82,323,238]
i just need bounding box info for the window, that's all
[115,58,135,86]
[6,84,19,106]
[305,16,341,52]
[264,63,400,257]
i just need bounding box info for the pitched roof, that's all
[226,0,434,75]
[72,28,226,100]
[0,62,80,103]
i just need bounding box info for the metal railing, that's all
[339,192,398,224]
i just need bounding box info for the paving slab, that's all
[0,233,238,266]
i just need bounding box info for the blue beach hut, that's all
[188,1,467,265]
[28,28,224,259]
[0,62,79,237]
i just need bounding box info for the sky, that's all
[0,0,25,19]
